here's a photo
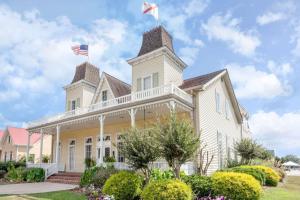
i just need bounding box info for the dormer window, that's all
[102,90,108,101]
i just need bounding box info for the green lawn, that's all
[0,191,86,200]
[262,176,300,200]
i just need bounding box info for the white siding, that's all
[197,78,242,174]
[163,55,183,86]
[94,77,115,103]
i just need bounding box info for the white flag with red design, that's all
[142,2,159,20]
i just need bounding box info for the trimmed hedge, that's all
[102,171,143,200]
[182,175,212,197]
[212,172,262,200]
[142,179,193,200]
[222,167,266,185]
[240,165,280,186]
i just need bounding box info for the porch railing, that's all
[28,84,192,128]
[27,163,58,179]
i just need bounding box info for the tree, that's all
[257,147,273,161]
[281,154,300,164]
[234,138,261,164]
[197,130,214,175]
[118,128,160,182]
[155,112,199,178]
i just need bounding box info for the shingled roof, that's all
[138,26,174,56]
[71,62,100,86]
[104,72,131,97]
[180,69,226,89]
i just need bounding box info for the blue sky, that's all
[0,0,299,157]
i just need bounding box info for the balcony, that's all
[28,84,193,128]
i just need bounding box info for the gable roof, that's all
[104,72,131,97]
[138,26,174,56]
[180,69,226,90]
[71,62,100,86]
[6,127,40,146]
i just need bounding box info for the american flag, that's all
[71,44,88,56]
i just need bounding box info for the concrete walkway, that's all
[0,182,78,195]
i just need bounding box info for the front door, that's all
[69,140,75,171]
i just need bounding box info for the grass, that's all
[261,176,300,200]
[0,190,86,200]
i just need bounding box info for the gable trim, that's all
[92,73,116,104]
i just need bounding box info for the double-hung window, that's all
[136,72,159,91]
[85,137,93,159]
[143,76,151,90]
[102,90,108,101]
[225,100,230,119]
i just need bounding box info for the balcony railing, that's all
[28,84,192,128]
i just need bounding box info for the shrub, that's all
[182,175,212,197]
[91,166,118,188]
[26,168,45,182]
[142,179,193,200]
[104,156,116,163]
[0,170,6,178]
[240,165,280,186]
[150,169,175,181]
[5,166,27,182]
[0,161,26,172]
[80,165,118,187]
[102,171,143,200]
[222,167,266,185]
[226,159,242,168]
[211,172,262,200]
[84,158,96,169]
[42,155,50,163]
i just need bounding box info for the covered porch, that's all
[26,98,194,177]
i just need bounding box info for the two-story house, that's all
[26,26,250,178]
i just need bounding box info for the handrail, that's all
[28,84,192,128]
[27,163,58,179]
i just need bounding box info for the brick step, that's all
[48,176,81,181]
[53,172,82,177]
[47,178,80,185]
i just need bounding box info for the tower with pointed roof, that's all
[128,26,186,92]
[64,62,100,111]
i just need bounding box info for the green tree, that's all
[257,148,273,161]
[234,138,261,164]
[155,112,199,179]
[281,154,300,164]
[118,128,160,182]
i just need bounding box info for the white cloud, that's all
[250,111,300,155]
[256,12,286,26]
[257,1,295,26]
[202,13,260,56]
[179,47,200,66]
[227,63,291,99]
[184,0,210,17]
[0,5,138,104]
[267,60,293,76]
[0,113,26,129]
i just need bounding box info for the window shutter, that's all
[67,101,71,111]
[76,98,80,108]
[152,73,159,87]
[137,78,142,91]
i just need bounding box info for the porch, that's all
[26,84,195,177]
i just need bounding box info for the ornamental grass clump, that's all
[142,179,193,200]
[211,172,262,200]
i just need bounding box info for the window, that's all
[102,90,108,101]
[76,98,80,108]
[85,137,92,159]
[9,151,13,161]
[71,100,76,110]
[217,132,223,169]
[152,72,159,88]
[143,76,151,90]
[137,78,142,91]
[4,152,7,162]
[215,91,221,113]
[105,147,110,157]
[8,136,11,144]
[117,142,125,162]
[225,100,230,119]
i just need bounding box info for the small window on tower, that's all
[152,72,159,87]
[71,100,76,110]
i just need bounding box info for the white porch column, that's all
[26,132,31,163]
[55,125,60,165]
[128,108,137,127]
[99,115,105,165]
[39,129,44,164]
